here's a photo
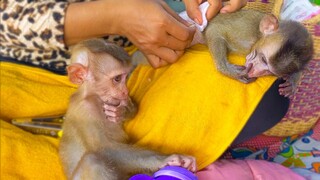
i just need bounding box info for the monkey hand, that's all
[103,98,137,123]
[226,63,256,83]
[278,72,302,97]
[103,99,129,123]
[160,155,197,173]
[103,103,126,123]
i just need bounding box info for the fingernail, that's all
[220,9,227,13]
[194,18,201,25]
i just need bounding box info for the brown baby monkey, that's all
[203,9,314,97]
[59,39,196,180]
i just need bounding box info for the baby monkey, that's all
[203,9,314,96]
[59,39,196,180]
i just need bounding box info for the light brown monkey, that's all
[203,9,314,97]
[59,39,196,180]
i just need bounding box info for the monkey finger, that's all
[181,157,196,172]
[239,76,256,84]
[279,86,293,97]
[105,110,117,117]
[106,116,121,123]
[244,63,253,74]
[103,104,117,112]
[164,155,184,167]
[279,81,291,88]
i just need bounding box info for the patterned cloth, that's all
[222,119,320,179]
[0,0,131,74]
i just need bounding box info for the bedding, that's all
[197,159,305,180]
[222,118,320,179]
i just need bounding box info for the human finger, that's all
[164,20,196,49]
[154,47,184,64]
[146,49,184,68]
[145,54,169,68]
[161,3,196,42]
[220,0,247,13]
[183,0,203,24]
[162,35,190,51]
[161,1,194,27]
[206,0,223,20]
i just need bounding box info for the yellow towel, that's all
[125,44,276,169]
[0,44,276,178]
[0,62,77,121]
[0,120,65,180]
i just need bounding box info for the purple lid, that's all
[153,166,198,180]
[129,174,153,180]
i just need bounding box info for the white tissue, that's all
[179,2,210,32]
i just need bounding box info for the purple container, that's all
[129,166,198,180]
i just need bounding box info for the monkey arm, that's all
[206,37,252,83]
[104,146,196,174]
[103,147,168,173]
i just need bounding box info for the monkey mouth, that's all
[105,99,121,107]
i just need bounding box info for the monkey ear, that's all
[259,14,279,36]
[67,63,88,85]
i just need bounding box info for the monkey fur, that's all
[203,9,314,96]
[59,39,196,180]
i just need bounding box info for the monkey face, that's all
[245,49,273,78]
[94,71,130,105]
[245,36,282,78]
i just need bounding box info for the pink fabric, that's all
[197,159,304,180]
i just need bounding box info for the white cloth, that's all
[179,2,210,32]
[179,2,210,46]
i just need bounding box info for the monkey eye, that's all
[261,55,267,65]
[113,75,122,83]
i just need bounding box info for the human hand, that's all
[183,0,247,24]
[117,0,196,68]
[183,0,222,24]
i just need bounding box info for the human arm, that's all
[1,0,195,69]
[65,0,196,68]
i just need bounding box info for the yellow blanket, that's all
[0,44,276,178]
[125,45,276,169]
